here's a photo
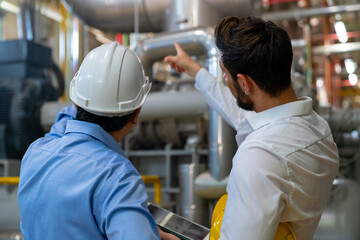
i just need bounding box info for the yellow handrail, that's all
[0,176,163,204]
[142,175,162,204]
[0,177,20,184]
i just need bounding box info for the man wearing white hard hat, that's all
[18,42,177,240]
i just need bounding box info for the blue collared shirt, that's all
[18,105,160,240]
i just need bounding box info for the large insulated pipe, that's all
[139,90,208,121]
[62,0,262,33]
[136,28,236,181]
[62,0,171,33]
[163,0,220,32]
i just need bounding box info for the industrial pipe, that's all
[136,28,236,181]
[262,3,360,21]
[62,0,171,33]
[0,177,19,184]
[62,0,261,33]
[142,175,162,204]
[139,90,208,121]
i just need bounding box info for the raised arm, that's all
[164,42,253,129]
[163,42,202,78]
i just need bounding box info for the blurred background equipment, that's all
[1,0,360,239]
[0,39,64,159]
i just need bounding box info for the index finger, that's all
[174,42,185,55]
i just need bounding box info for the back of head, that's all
[70,42,151,131]
[75,106,134,132]
[215,16,293,97]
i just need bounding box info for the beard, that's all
[232,78,254,111]
[236,90,254,111]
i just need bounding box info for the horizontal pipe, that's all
[62,0,171,32]
[0,177,19,184]
[195,171,228,199]
[139,90,208,120]
[262,4,360,21]
[63,0,259,33]
[313,42,360,55]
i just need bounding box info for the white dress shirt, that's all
[195,68,339,240]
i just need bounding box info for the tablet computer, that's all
[148,203,210,240]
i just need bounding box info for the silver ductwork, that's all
[139,90,208,121]
[62,0,171,32]
[62,0,261,33]
[164,0,220,31]
[135,28,216,76]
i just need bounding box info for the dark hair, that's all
[215,16,293,97]
[76,107,135,132]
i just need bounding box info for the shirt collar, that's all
[245,96,313,130]
[65,120,125,156]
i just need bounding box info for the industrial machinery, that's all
[0,39,64,237]
[63,0,360,239]
[1,0,360,239]
[0,39,64,159]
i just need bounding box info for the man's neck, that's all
[109,123,133,143]
[253,87,298,112]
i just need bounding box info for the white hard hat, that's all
[70,41,151,116]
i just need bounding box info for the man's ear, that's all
[131,108,141,124]
[74,104,78,110]
[236,74,252,93]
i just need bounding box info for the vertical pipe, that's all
[333,55,341,107]
[78,17,84,66]
[323,0,332,105]
[16,0,38,41]
[34,0,41,43]
[60,2,72,101]
[304,24,313,88]
[178,163,207,225]
[59,2,67,101]
[82,25,89,57]
[71,16,80,74]
[207,56,235,181]
[165,143,171,190]
[133,0,140,49]
[303,0,313,89]
[66,9,73,97]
